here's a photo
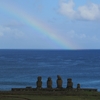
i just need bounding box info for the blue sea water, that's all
[0,49,100,91]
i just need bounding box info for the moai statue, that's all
[56,75,63,88]
[36,76,42,89]
[66,78,73,89]
[47,77,52,88]
[77,83,80,89]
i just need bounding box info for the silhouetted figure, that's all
[77,83,80,89]
[56,75,63,88]
[47,77,52,88]
[36,76,42,89]
[67,78,73,89]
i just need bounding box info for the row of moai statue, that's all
[36,76,52,89]
[36,75,80,89]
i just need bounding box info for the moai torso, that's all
[47,77,52,88]
[56,75,63,88]
[36,76,42,89]
[67,78,73,89]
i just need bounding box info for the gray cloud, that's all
[59,0,100,21]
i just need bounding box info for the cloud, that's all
[67,30,99,42]
[59,0,100,21]
[70,32,86,39]
[78,3,100,20]
[59,0,75,18]
[0,26,11,37]
[0,25,24,38]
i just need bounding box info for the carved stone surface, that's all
[36,76,42,89]
[47,77,52,88]
[67,78,73,89]
[56,75,63,88]
[77,84,80,89]
[11,75,98,92]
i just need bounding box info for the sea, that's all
[0,49,100,91]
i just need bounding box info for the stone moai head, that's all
[67,78,73,89]
[48,77,51,81]
[36,76,42,89]
[67,78,72,82]
[38,76,41,81]
[47,77,52,88]
[57,75,61,80]
[56,75,63,88]
[77,84,80,89]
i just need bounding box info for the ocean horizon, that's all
[0,49,100,91]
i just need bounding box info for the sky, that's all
[0,0,100,49]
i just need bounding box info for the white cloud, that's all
[0,26,24,38]
[78,3,100,20]
[59,0,75,18]
[0,26,10,37]
[0,26,11,32]
[68,31,99,42]
[67,30,86,39]
[59,0,100,20]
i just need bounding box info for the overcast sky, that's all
[0,0,100,49]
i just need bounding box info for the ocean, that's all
[0,49,100,91]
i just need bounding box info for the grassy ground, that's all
[1,95,100,100]
[0,91,100,100]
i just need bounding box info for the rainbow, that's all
[0,1,79,49]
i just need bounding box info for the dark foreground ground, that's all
[0,90,100,100]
